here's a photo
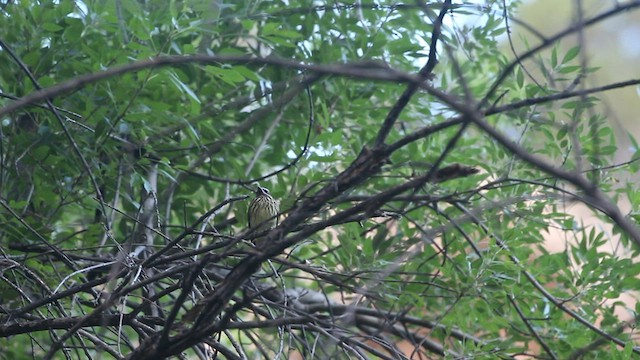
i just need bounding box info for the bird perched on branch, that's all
[181,187,279,324]
[248,186,279,238]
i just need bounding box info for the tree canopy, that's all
[2,1,640,359]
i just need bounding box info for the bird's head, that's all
[255,186,271,197]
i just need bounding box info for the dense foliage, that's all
[1,1,640,359]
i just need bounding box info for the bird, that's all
[248,186,279,238]
[182,187,280,323]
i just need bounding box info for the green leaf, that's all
[42,22,63,32]
[558,65,582,74]
[205,66,246,86]
[562,46,580,64]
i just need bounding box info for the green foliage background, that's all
[1,0,640,359]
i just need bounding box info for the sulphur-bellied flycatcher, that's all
[248,186,279,236]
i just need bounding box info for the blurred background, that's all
[509,0,640,159]
[505,0,640,317]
